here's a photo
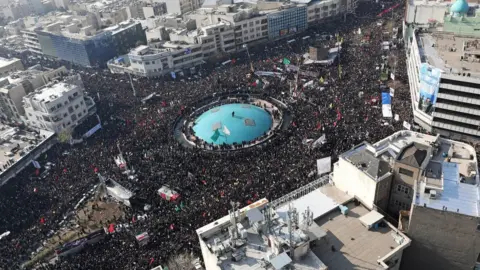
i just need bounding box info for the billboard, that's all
[418,63,442,114]
[280,29,289,36]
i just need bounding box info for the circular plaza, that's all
[174,93,287,151]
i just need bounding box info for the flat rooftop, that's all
[417,33,480,78]
[312,202,409,269]
[0,126,54,173]
[29,82,77,102]
[0,57,20,68]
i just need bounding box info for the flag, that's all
[149,258,155,266]
[222,125,230,136]
[170,72,176,79]
[94,167,98,173]
[202,212,207,217]
[242,44,247,48]
[175,205,180,212]
[132,216,136,223]
[31,160,41,169]
[35,169,40,176]
[312,134,326,148]
[108,224,115,233]
[34,187,37,193]
[319,77,324,84]
[201,180,207,185]
[283,58,291,65]
[40,217,45,224]
[231,58,236,64]
[180,201,184,209]
[169,224,174,230]
[184,48,191,54]
[210,129,220,142]
[220,191,225,197]
[316,122,321,130]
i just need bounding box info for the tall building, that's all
[23,74,96,132]
[405,0,480,142]
[331,130,479,270]
[22,28,43,54]
[36,20,146,67]
[267,3,307,40]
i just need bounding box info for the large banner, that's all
[84,123,102,138]
[418,63,442,114]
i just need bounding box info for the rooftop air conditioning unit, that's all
[429,190,437,199]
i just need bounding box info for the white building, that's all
[197,177,411,270]
[0,66,67,122]
[108,22,235,77]
[0,57,24,77]
[405,0,480,141]
[21,28,42,54]
[164,0,200,15]
[23,76,96,132]
[331,130,479,269]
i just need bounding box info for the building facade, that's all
[21,29,43,54]
[0,57,24,76]
[267,4,307,40]
[405,0,480,142]
[36,20,146,67]
[23,75,96,132]
[164,0,200,15]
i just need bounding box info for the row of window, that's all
[393,199,409,210]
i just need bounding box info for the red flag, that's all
[247,200,252,205]
[35,169,40,176]
[94,167,98,173]
[253,193,258,198]
[202,212,207,217]
[161,101,167,107]
[108,224,115,233]
[231,58,236,64]
[201,180,207,185]
[169,224,174,230]
[292,122,297,127]
[149,258,155,266]
[333,121,337,127]
[40,217,45,224]
[63,168,67,173]
[316,122,321,130]
[132,216,136,223]
[220,191,225,197]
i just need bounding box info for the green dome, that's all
[450,0,469,14]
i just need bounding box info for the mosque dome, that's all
[450,0,469,14]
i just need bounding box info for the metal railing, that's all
[270,175,331,209]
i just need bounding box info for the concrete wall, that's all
[401,205,480,270]
[332,158,377,209]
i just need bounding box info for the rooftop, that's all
[0,57,21,68]
[28,82,77,103]
[312,202,410,270]
[197,179,410,270]
[417,33,480,78]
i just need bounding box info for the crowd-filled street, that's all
[0,2,413,269]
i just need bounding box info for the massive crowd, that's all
[0,2,413,269]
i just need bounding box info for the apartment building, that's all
[164,0,200,15]
[405,0,480,142]
[267,3,307,40]
[108,22,235,77]
[0,66,67,122]
[0,57,24,77]
[307,0,346,24]
[22,29,42,54]
[331,130,479,270]
[23,75,96,132]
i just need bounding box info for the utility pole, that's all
[128,73,136,97]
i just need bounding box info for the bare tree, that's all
[166,253,197,270]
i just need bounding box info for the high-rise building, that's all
[36,20,146,67]
[405,0,480,142]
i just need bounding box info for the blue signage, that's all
[418,63,442,114]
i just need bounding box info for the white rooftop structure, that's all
[0,57,21,69]
[30,82,74,103]
[197,177,411,270]
[416,161,479,217]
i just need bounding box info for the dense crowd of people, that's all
[0,2,414,269]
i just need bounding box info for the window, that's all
[145,61,150,65]
[397,184,409,195]
[394,199,409,210]
[255,20,260,25]
[64,113,67,117]
[399,168,414,177]
[71,114,77,121]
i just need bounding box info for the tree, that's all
[166,253,197,270]
[57,128,73,143]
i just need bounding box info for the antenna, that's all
[229,201,239,246]
[287,203,296,259]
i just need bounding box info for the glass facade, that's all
[36,23,146,67]
[267,6,308,40]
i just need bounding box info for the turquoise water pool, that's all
[193,103,273,145]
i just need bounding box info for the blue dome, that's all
[193,104,273,145]
[450,0,469,14]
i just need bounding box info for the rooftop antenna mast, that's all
[287,203,298,258]
[229,201,240,246]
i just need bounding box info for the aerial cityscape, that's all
[0,0,478,269]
